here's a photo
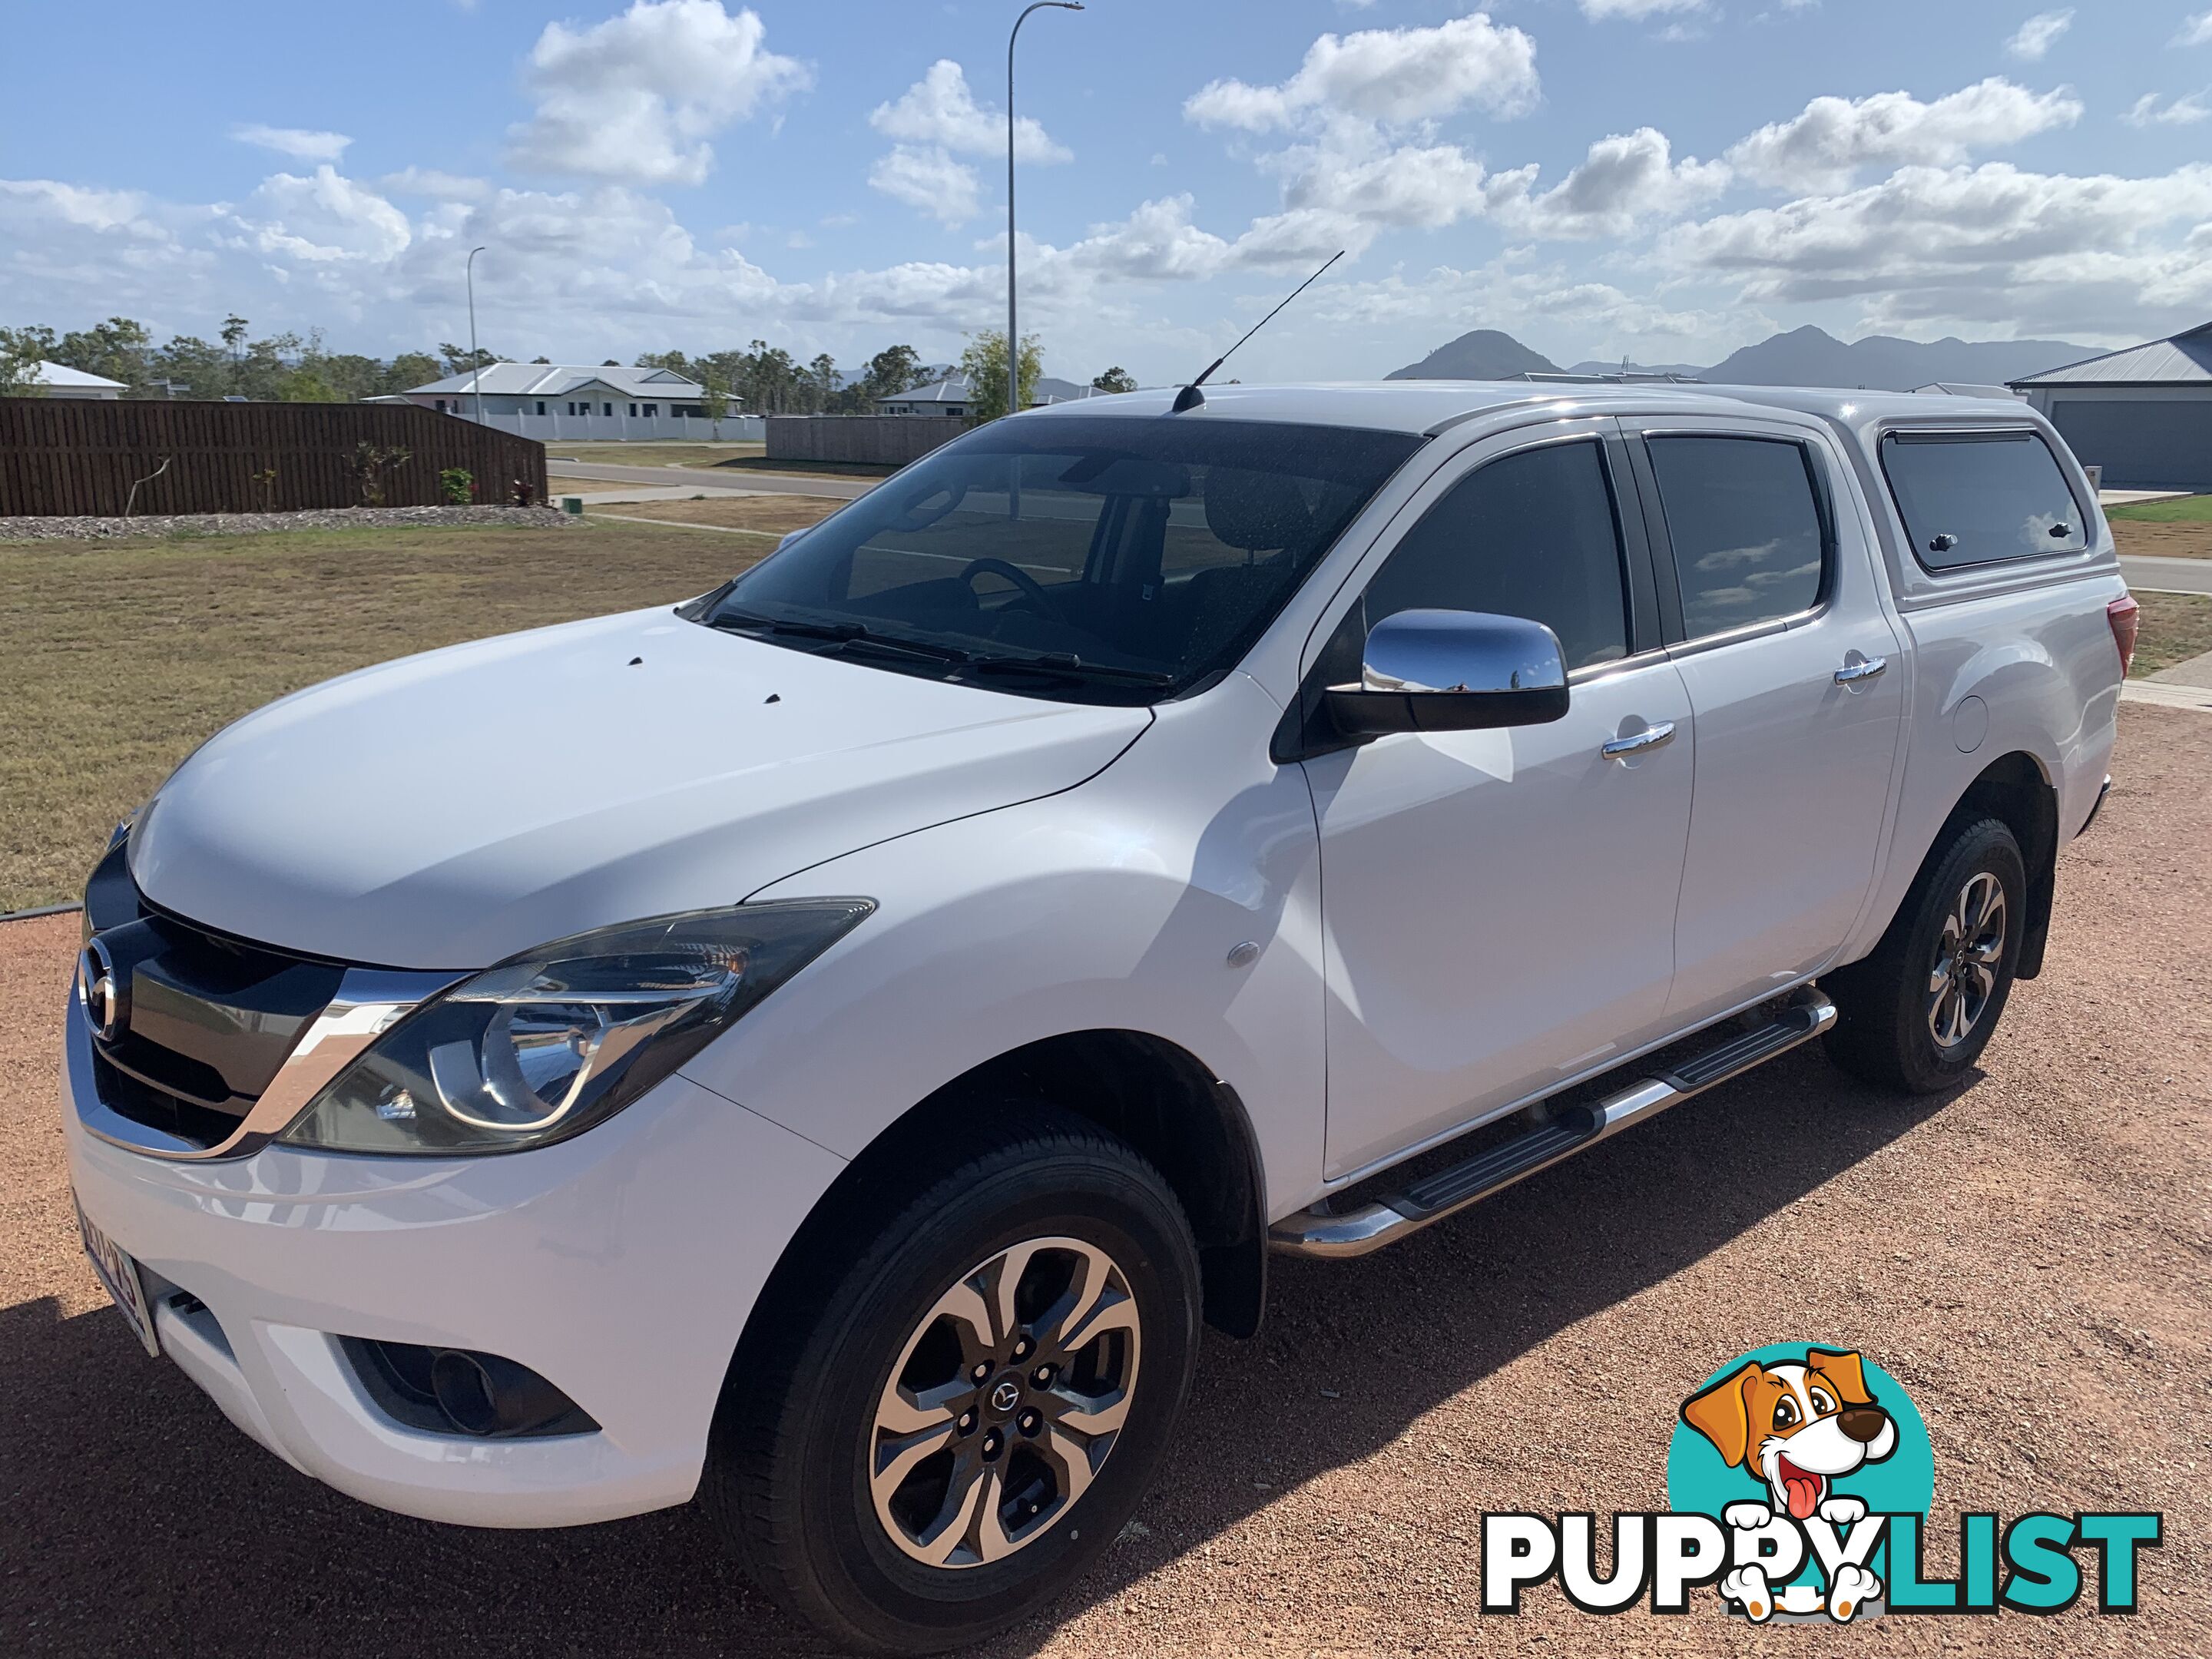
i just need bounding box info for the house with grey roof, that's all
[2009,323,2212,491]
[874,371,1108,417]
[393,363,759,442]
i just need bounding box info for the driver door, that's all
[1303,424,1696,1177]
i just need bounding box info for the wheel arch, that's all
[1945,750,2060,979]
[727,1028,1270,1379]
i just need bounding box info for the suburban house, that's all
[391,363,750,442]
[22,360,127,399]
[876,374,973,417]
[2010,322,2212,491]
[874,373,1108,417]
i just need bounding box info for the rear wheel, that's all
[704,1111,1200,1654]
[1826,816,2026,1094]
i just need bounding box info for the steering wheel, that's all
[960,557,1062,619]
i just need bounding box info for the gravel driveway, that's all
[4,706,2205,1657]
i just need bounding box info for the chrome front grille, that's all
[75,839,459,1161]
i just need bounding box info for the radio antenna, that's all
[1171,249,1344,413]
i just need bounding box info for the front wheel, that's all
[704,1111,1201,1654]
[1825,815,2026,1094]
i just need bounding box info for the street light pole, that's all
[1007,2,1081,421]
[465,244,488,427]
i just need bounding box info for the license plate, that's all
[74,1194,161,1358]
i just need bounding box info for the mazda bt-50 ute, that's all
[63,382,2130,1651]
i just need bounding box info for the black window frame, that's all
[1877,426,2092,575]
[1628,430,1837,649]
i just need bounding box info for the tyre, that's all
[1825,815,2026,1094]
[704,1108,1202,1654]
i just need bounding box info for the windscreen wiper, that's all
[960,654,1175,687]
[710,608,971,663]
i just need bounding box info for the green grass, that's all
[0,518,762,912]
[2105,495,2212,524]
[2131,591,2212,677]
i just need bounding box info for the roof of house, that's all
[879,375,972,405]
[405,363,706,398]
[2008,323,2212,388]
[29,359,127,389]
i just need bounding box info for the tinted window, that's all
[704,417,1421,703]
[1647,436,1826,638]
[1360,439,1630,672]
[1881,430,2088,569]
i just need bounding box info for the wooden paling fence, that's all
[0,399,548,517]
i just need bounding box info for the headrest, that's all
[1204,468,1314,553]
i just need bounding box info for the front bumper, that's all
[61,995,845,1528]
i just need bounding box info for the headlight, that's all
[279,900,873,1156]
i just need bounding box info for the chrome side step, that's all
[1269,989,1838,1260]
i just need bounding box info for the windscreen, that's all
[697,416,1423,703]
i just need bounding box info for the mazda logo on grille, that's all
[78,938,119,1042]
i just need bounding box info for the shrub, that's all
[440,467,476,505]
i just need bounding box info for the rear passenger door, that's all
[1626,423,1906,1025]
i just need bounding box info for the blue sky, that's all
[4,0,2209,383]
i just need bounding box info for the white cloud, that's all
[378,167,490,201]
[0,178,153,234]
[1659,161,2212,336]
[1580,0,1706,17]
[227,167,412,265]
[867,146,981,227]
[2004,9,2073,61]
[2181,11,2212,47]
[231,124,353,163]
[1725,78,2081,193]
[1184,14,1538,131]
[507,0,809,187]
[870,61,1068,163]
[1490,127,1731,237]
[2124,91,2211,127]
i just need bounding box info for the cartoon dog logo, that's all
[1681,1347,1898,1622]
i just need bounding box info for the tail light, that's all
[2107,594,2140,677]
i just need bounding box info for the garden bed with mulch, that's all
[0,505,575,542]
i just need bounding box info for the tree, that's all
[863,344,922,406]
[808,353,839,414]
[54,317,154,394]
[1091,366,1137,395]
[697,376,729,437]
[383,352,442,395]
[0,325,56,395]
[439,343,498,375]
[959,329,1042,422]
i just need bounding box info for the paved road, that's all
[2121,553,2212,595]
[547,460,874,501]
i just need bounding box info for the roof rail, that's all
[1517,370,1705,385]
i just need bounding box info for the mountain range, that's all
[1387,324,2097,393]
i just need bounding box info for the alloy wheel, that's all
[1926,870,2006,1049]
[868,1236,1141,1568]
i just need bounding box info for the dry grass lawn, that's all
[585,495,843,537]
[2132,590,2212,677]
[541,441,766,469]
[2109,518,2212,560]
[0,519,764,912]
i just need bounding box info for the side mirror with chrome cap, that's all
[1325,609,1571,737]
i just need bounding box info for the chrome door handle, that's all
[1601,720,1677,759]
[1834,656,1888,684]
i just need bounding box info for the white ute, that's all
[65,382,2131,1651]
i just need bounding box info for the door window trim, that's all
[1628,428,1839,656]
